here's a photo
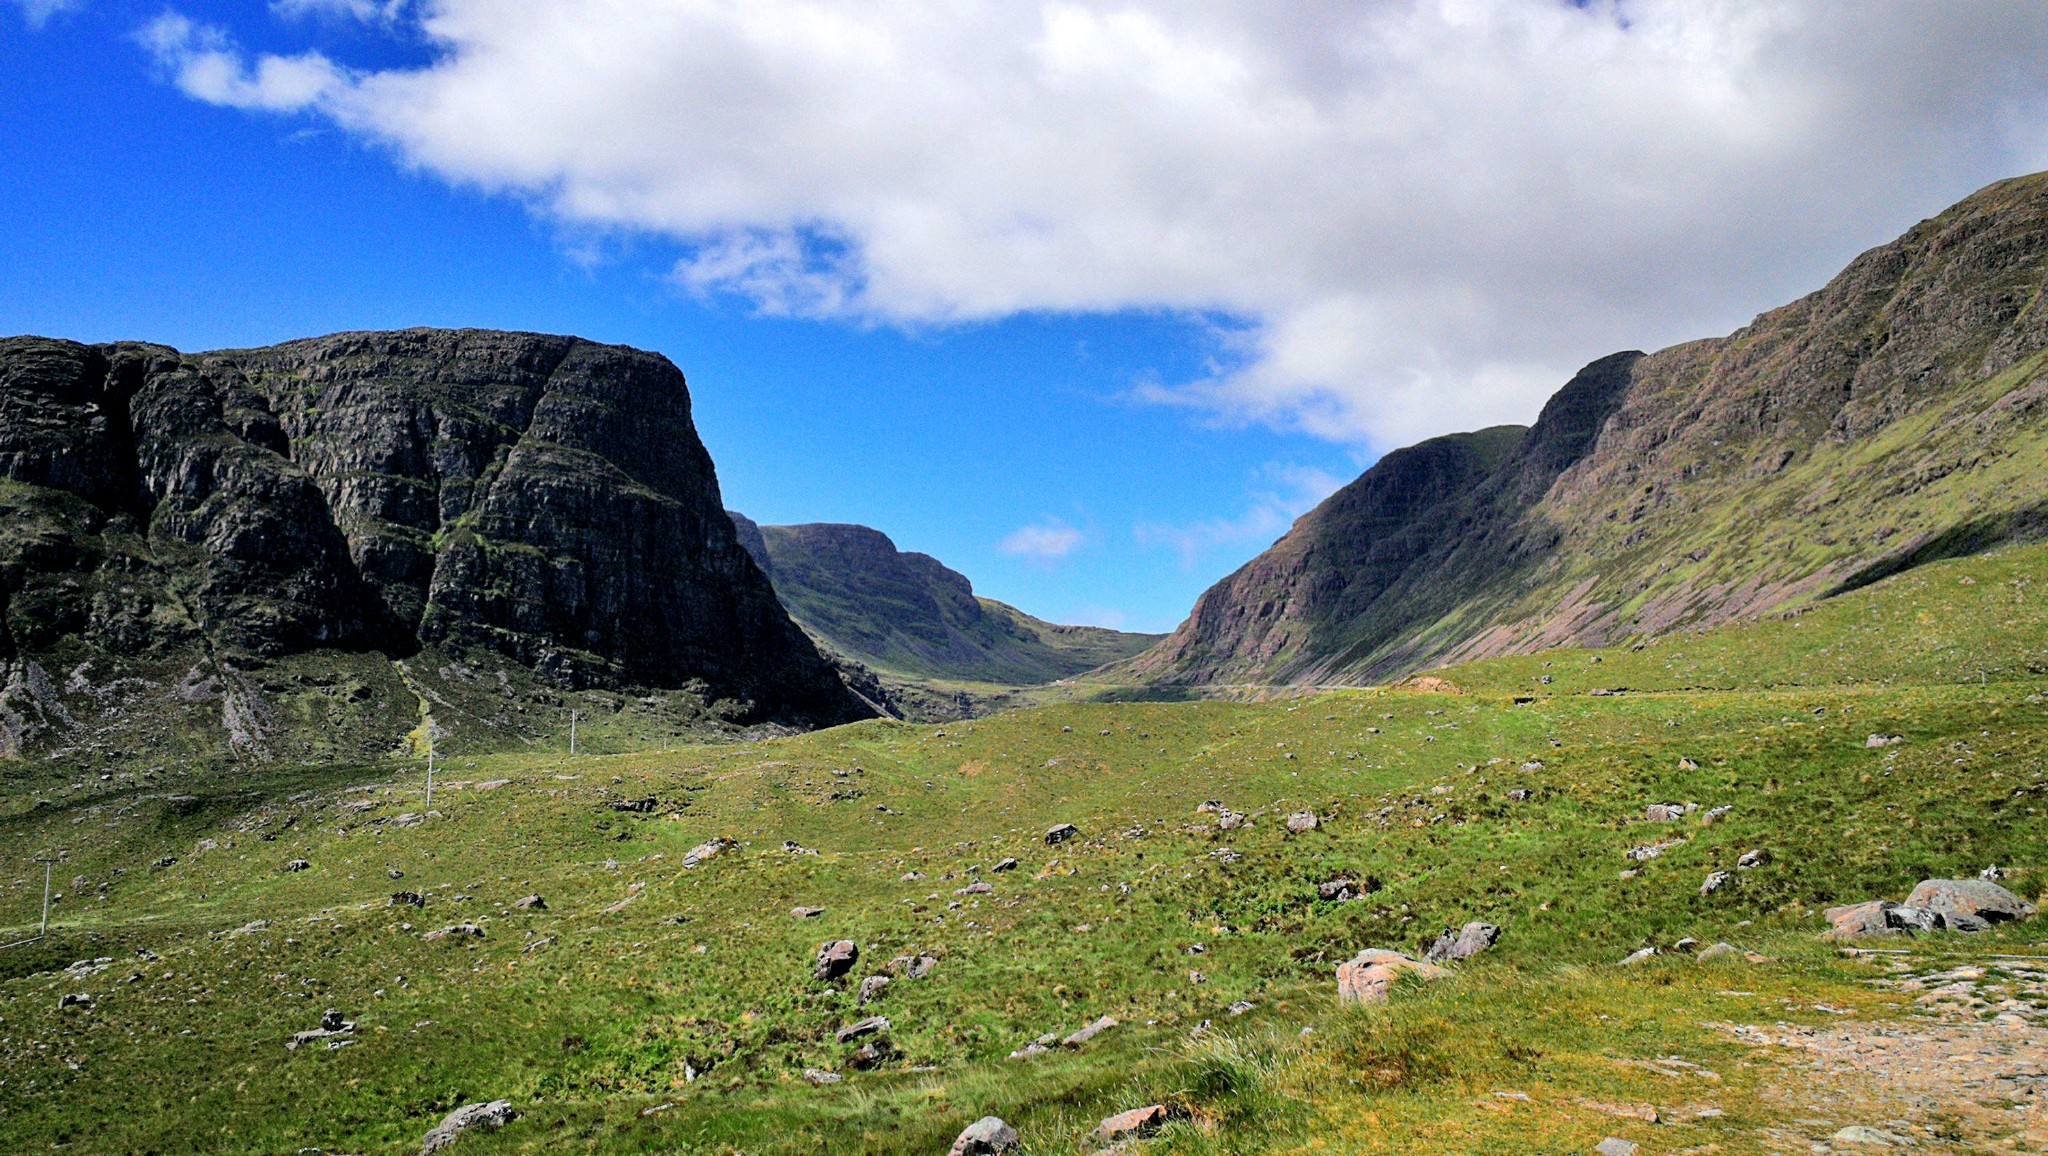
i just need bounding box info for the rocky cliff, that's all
[0,328,866,767]
[730,515,1159,685]
[1127,171,2048,686]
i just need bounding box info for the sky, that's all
[4,2,2048,634]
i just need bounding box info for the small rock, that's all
[858,975,890,1005]
[948,1116,1021,1156]
[847,1039,890,1068]
[283,859,311,873]
[1045,823,1079,845]
[1700,870,1732,897]
[791,906,825,918]
[1678,757,1700,771]
[1673,937,1698,951]
[1701,805,1733,825]
[1318,879,1358,902]
[1336,948,1450,1003]
[423,923,484,942]
[57,992,92,1010]
[150,856,177,871]
[835,1015,889,1043]
[1645,803,1685,822]
[681,836,737,868]
[1423,921,1501,964]
[1595,1140,1638,1156]
[802,1068,841,1085]
[391,891,426,908]
[513,894,546,910]
[815,939,859,982]
[955,882,993,895]
[1285,811,1319,834]
[609,797,658,813]
[1088,1104,1170,1146]
[1505,788,1531,801]
[420,1100,518,1155]
[1696,942,1740,962]
[1062,1015,1118,1047]
[992,857,1017,872]
[1830,1124,1914,1147]
[1736,848,1766,870]
[1619,947,1657,966]
[1981,864,2005,881]
[1864,734,1902,748]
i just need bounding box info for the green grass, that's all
[3,545,2047,1152]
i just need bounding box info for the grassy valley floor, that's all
[4,546,2048,1153]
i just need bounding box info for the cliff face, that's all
[1129,171,2048,686]
[0,328,865,732]
[731,515,1160,685]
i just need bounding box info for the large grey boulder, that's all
[948,1116,1020,1156]
[1904,878,2036,929]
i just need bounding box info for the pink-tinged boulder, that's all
[1336,948,1450,1004]
[1820,900,1898,941]
[1088,1104,1171,1147]
[1904,878,2036,928]
[815,939,858,982]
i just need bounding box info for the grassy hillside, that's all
[3,544,2047,1152]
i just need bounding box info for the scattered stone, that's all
[1318,879,1359,902]
[1215,810,1249,830]
[1228,999,1256,1016]
[1645,803,1686,822]
[815,939,859,982]
[885,953,938,979]
[1045,823,1079,845]
[392,891,426,908]
[1700,870,1732,897]
[835,1015,889,1043]
[57,992,92,1010]
[992,857,1018,872]
[955,881,993,895]
[682,836,737,868]
[420,1100,518,1155]
[1062,1015,1119,1047]
[1678,757,1700,770]
[1088,1104,1170,1147]
[948,1116,1021,1156]
[1736,848,1767,870]
[1981,864,2006,881]
[513,894,546,911]
[1595,1139,1638,1156]
[1336,948,1450,1003]
[858,975,890,1004]
[1505,788,1531,801]
[1830,1125,1915,1147]
[1702,805,1733,825]
[1285,811,1320,834]
[150,856,176,871]
[1619,947,1657,966]
[1865,734,1903,748]
[423,923,484,942]
[610,797,658,813]
[1697,942,1740,962]
[1626,838,1684,862]
[901,871,926,881]
[1008,1032,1059,1060]
[1673,937,1698,951]
[388,868,405,879]
[283,859,311,873]
[1210,848,1241,864]
[803,1068,841,1085]
[791,906,825,918]
[1423,921,1501,964]
[1903,877,2036,927]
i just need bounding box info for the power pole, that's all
[33,856,55,937]
[569,710,578,757]
[424,734,436,810]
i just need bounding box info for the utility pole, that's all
[569,710,578,757]
[424,734,436,810]
[33,856,55,937]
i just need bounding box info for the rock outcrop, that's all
[1124,172,2048,686]
[0,328,866,741]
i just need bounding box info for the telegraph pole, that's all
[424,734,436,809]
[569,710,578,757]
[33,856,56,937]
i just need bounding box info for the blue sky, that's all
[6,2,2046,633]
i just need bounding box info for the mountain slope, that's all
[729,514,1159,684]
[0,328,866,771]
[1127,171,2048,686]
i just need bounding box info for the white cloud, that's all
[144,1,2048,447]
[1000,520,1085,561]
[272,0,410,22]
[141,14,347,112]
[10,0,78,28]
[1135,463,1344,568]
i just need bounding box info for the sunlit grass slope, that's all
[2,544,2046,1153]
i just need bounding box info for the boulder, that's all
[1088,1104,1170,1146]
[682,837,737,868]
[1903,878,2037,927]
[948,1116,1021,1156]
[1422,921,1500,964]
[1701,805,1733,826]
[1645,803,1685,822]
[1736,848,1766,870]
[858,975,890,1005]
[423,923,484,942]
[420,1100,518,1155]
[815,939,859,982]
[1595,1140,1638,1156]
[1318,879,1358,902]
[803,1068,841,1085]
[1336,948,1450,1003]
[1696,942,1740,962]
[513,894,546,910]
[57,992,92,1010]
[283,859,311,873]
[992,857,1018,872]
[835,1015,889,1043]
[1700,870,1731,897]
[1285,812,1320,834]
[1045,823,1079,845]
[1062,1015,1118,1047]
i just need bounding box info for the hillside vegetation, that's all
[3,539,2046,1153]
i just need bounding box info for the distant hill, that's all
[729,514,1160,685]
[1124,171,2048,687]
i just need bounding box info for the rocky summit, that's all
[1126,173,2048,687]
[0,328,866,763]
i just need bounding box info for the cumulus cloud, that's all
[1000,520,1085,562]
[10,0,78,28]
[271,0,411,23]
[142,1,2048,446]
[141,14,347,112]
[1135,463,1344,568]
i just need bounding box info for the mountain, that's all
[1127,171,2048,687]
[0,328,867,768]
[728,514,1160,685]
